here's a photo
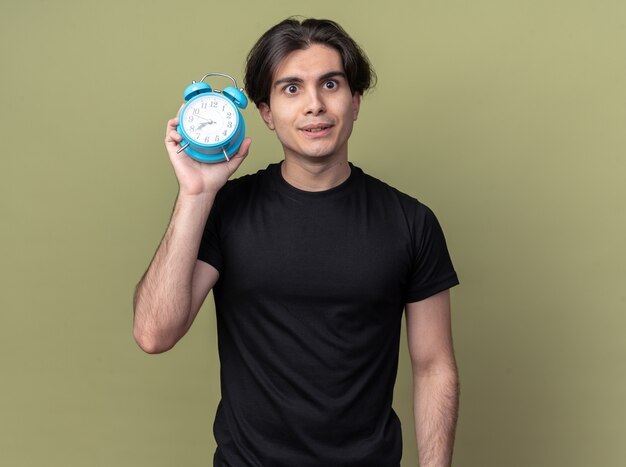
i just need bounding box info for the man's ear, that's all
[352,93,362,121]
[258,102,275,130]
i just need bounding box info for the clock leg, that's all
[177,142,190,154]
[222,148,230,162]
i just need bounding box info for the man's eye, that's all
[324,80,337,90]
[285,84,299,94]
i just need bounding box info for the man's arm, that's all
[133,194,218,354]
[405,289,459,467]
[132,110,250,354]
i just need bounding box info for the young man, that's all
[134,18,459,467]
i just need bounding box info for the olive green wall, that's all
[2,0,624,465]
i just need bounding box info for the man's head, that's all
[244,18,376,108]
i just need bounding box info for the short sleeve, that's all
[404,203,459,303]
[197,197,224,272]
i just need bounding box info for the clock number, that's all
[211,101,218,108]
[201,102,208,109]
[188,116,194,122]
[215,136,220,142]
[222,130,227,136]
[193,108,200,115]
[196,132,201,139]
[226,112,232,119]
[205,136,210,143]
[190,124,195,131]
[227,122,233,128]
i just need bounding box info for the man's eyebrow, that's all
[318,71,346,82]
[273,76,303,88]
[272,71,347,88]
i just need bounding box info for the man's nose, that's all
[304,89,326,115]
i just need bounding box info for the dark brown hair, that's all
[244,18,376,107]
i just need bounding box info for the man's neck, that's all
[280,157,351,192]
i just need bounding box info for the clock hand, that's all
[194,115,216,124]
[195,119,217,131]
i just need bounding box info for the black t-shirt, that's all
[198,163,459,467]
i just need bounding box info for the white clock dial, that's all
[181,95,238,145]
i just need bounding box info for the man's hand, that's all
[165,105,252,197]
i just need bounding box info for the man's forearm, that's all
[133,191,215,353]
[413,365,459,467]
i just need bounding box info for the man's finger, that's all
[233,137,252,159]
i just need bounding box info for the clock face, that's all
[180,94,238,146]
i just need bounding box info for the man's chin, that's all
[292,151,342,162]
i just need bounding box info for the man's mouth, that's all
[301,124,333,133]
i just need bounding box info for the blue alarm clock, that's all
[176,73,248,163]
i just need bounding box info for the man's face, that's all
[259,44,361,163]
